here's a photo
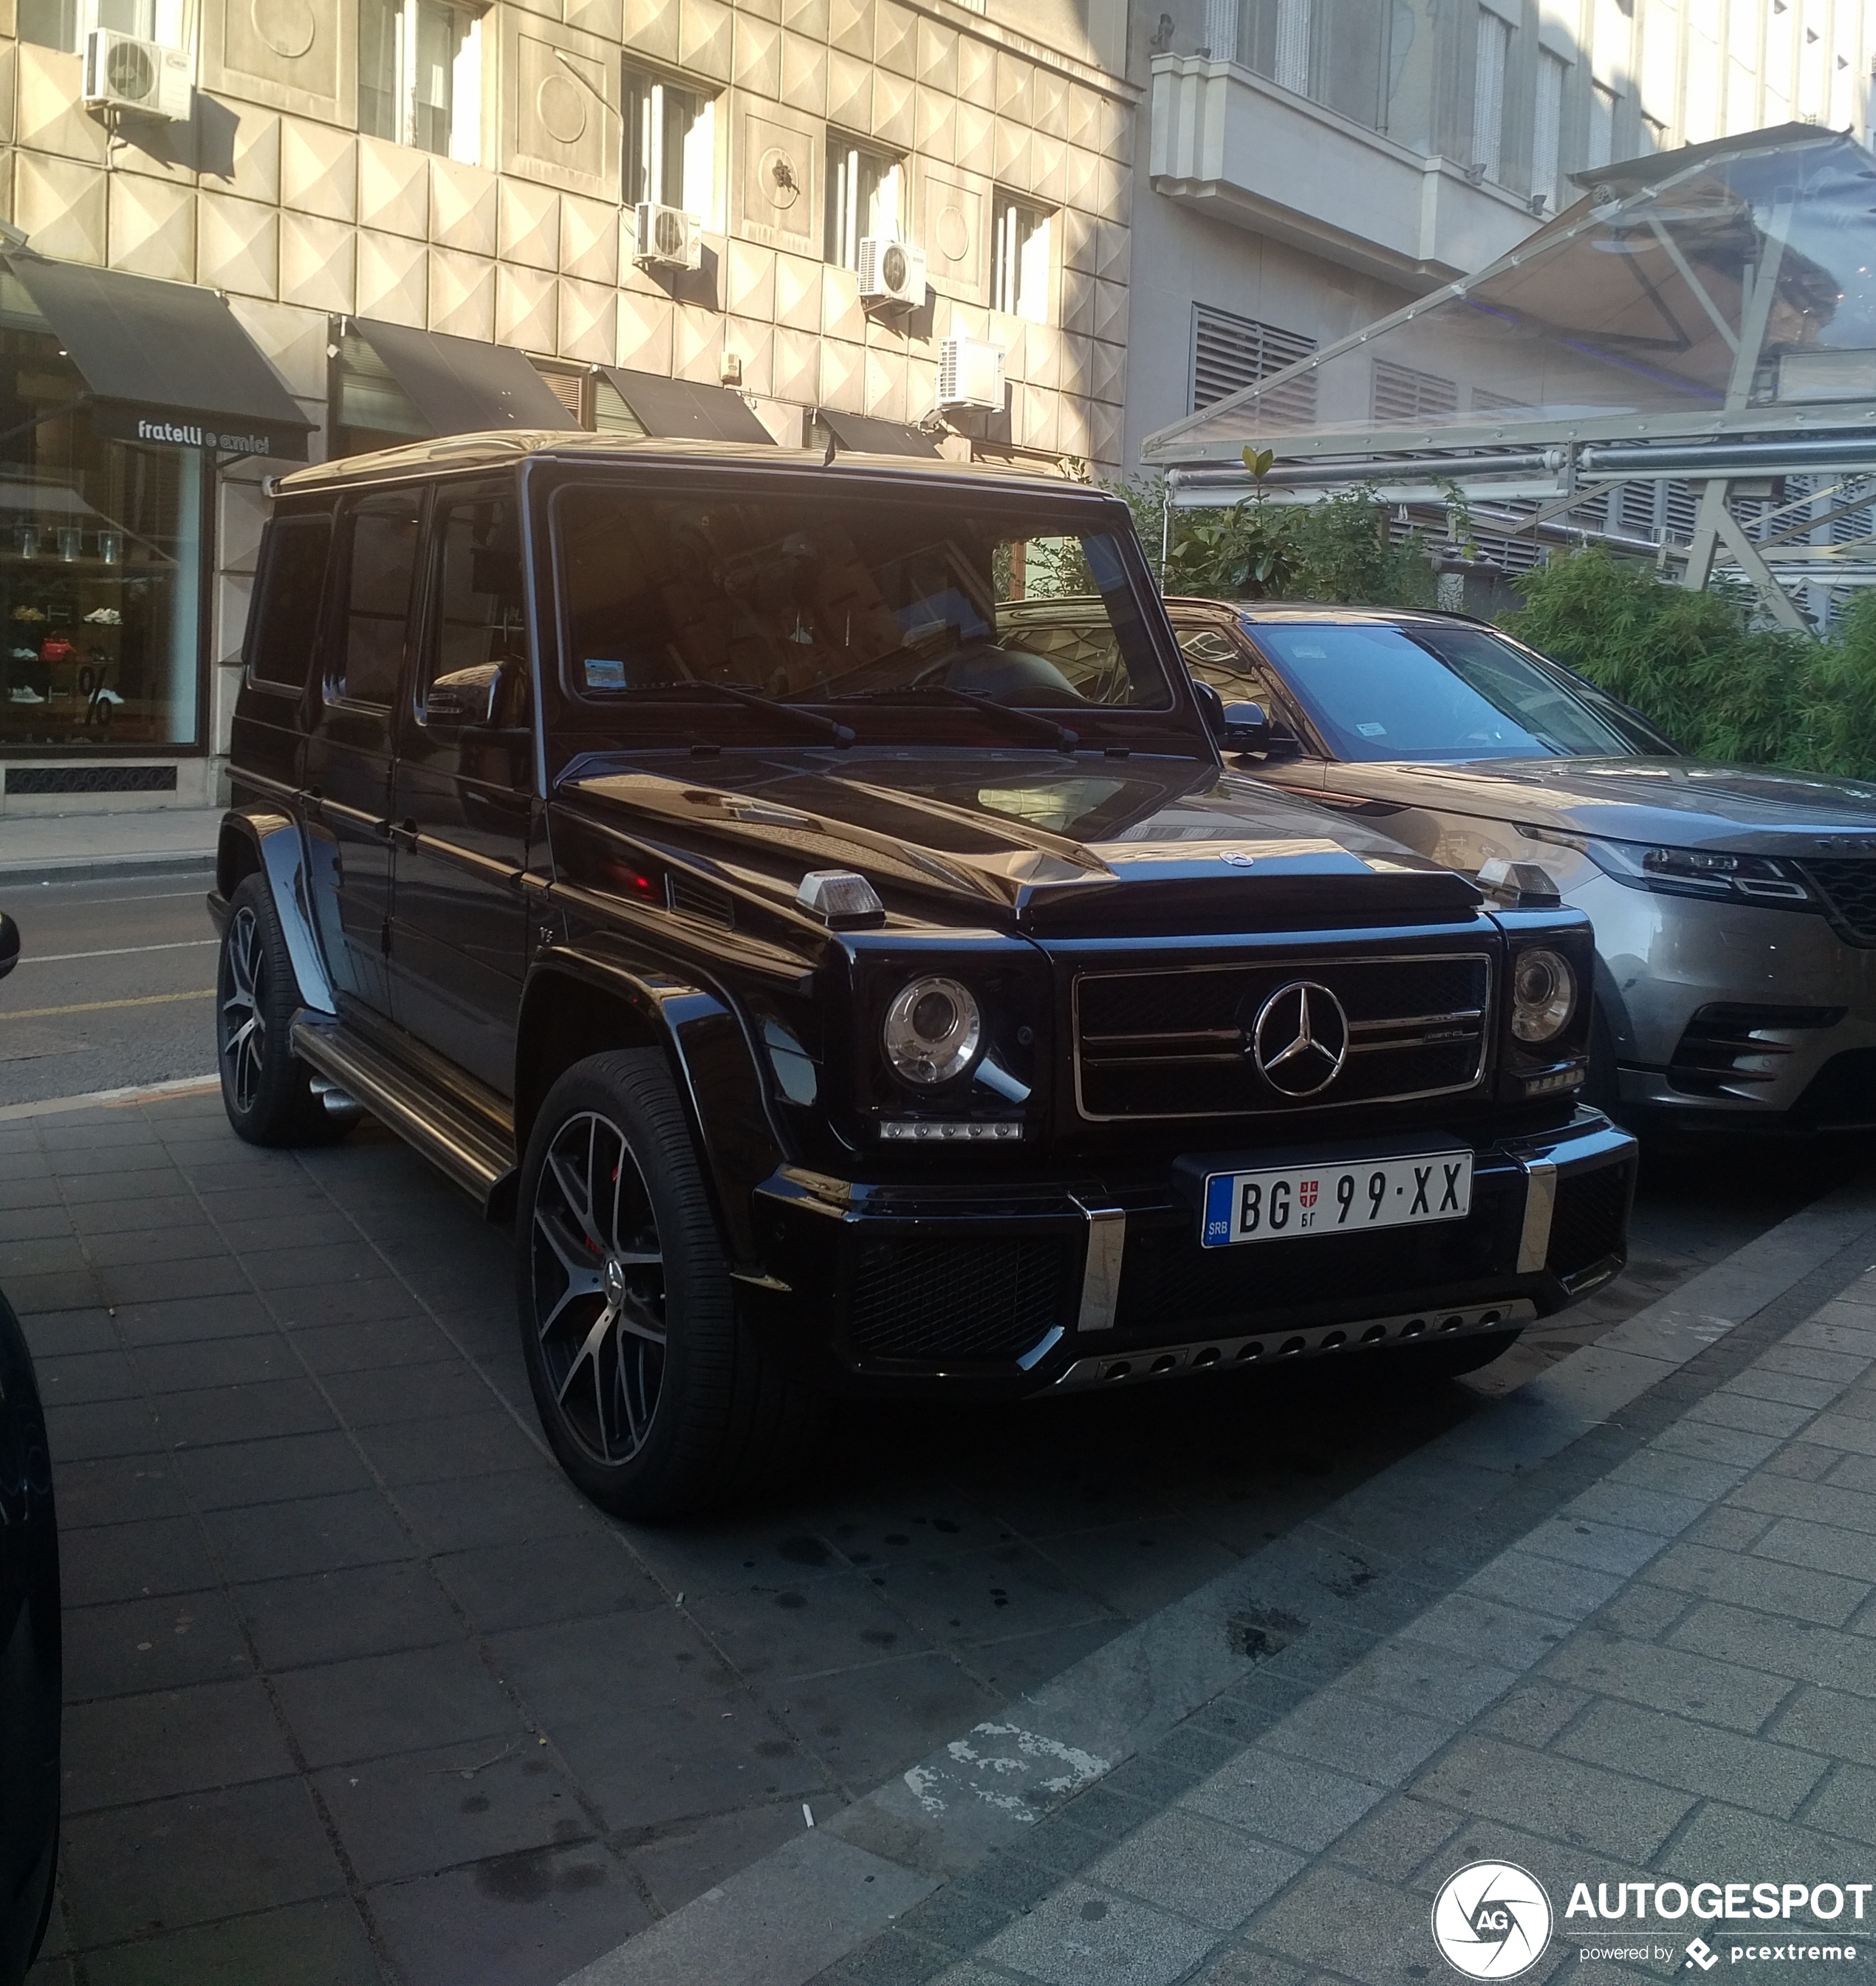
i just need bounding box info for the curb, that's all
[557,1178,1876,1986]
[0,852,218,888]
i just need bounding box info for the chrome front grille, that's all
[1072,952,1492,1120]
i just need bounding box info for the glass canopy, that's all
[1143,126,1876,465]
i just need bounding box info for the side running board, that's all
[291,1018,517,1217]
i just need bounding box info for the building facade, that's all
[0,0,1134,806]
[1125,0,1876,473]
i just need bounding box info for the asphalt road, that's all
[0,868,219,1107]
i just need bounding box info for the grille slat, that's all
[847,1235,1075,1365]
[1545,1163,1631,1287]
[1799,860,1876,942]
[1074,953,1491,1120]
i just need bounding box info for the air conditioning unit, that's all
[632,202,702,273]
[82,29,192,121]
[937,335,1006,415]
[857,236,926,311]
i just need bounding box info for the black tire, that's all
[216,874,346,1147]
[516,1050,824,1521]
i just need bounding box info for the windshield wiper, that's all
[829,684,1080,753]
[636,680,855,746]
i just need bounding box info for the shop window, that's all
[824,137,902,272]
[990,196,1052,323]
[333,493,421,708]
[623,66,715,220]
[0,313,205,753]
[358,0,481,163]
[247,513,332,694]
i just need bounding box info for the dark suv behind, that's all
[213,432,1634,1516]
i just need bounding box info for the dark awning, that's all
[598,367,776,443]
[343,318,573,436]
[4,252,315,461]
[812,408,940,457]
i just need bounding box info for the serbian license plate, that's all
[1201,1150,1473,1247]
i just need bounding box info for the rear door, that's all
[304,486,424,1016]
[386,478,540,1094]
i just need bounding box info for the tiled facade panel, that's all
[1,0,1134,474]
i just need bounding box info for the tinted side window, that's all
[248,513,332,691]
[333,491,422,707]
[425,487,528,725]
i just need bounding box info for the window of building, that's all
[1533,49,1566,213]
[1190,307,1317,420]
[1236,0,1389,129]
[1587,81,1617,170]
[358,0,481,162]
[0,302,206,753]
[991,196,1052,323]
[824,137,903,270]
[1473,7,1510,182]
[623,66,715,219]
[1372,360,1457,425]
[22,0,169,51]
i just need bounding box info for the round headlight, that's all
[1511,948,1576,1044]
[883,976,982,1086]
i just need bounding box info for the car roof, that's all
[275,429,1092,498]
[1163,597,1491,630]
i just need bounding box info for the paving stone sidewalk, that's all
[794,1256,1876,1986]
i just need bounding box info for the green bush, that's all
[1113,478,1436,609]
[1117,472,1876,778]
[1495,546,1876,777]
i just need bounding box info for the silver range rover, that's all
[1154,601,1876,1135]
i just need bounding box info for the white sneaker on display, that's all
[9,685,44,703]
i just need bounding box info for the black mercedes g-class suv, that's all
[213,431,1634,1517]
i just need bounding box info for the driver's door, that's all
[387,481,542,1095]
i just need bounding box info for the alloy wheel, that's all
[219,905,267,1113]
[530,1110,666,1464]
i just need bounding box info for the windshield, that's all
[1247,620,1639,761]
[551,483,1173,744]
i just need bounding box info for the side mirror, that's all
[0,912,16,980]
[424,662,504,742]
[1221,701,1272,752]
[1192,677,1273,754]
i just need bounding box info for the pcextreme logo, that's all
[1431,1862,1555,1979]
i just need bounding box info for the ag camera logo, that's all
[1431,1862,1554,1979]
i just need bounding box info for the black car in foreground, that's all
[212,434,1634,1516]
[0,918,60,1985]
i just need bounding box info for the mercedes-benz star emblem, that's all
[1250,980,1349,1097]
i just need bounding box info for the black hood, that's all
[559,749,1483,931]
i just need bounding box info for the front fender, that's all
[516,953,787,1278]
[216,810,338,1018]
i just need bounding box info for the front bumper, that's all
[1576,874,1876,1125]
[742,1110,1635,1396]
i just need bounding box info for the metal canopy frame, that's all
[1140,126,1876,628]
